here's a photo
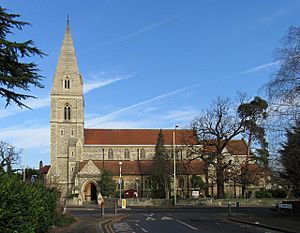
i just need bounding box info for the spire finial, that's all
[67,14,70,26]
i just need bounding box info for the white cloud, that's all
[162,109,200,122]
[0,96,50,119]
[0,125,49,151]
[0,72,133,119]
[84,72,135,94]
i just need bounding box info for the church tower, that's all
[49,21,84,195]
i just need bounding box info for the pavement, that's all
[222,207,300,233]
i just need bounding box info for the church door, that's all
[84,182,98,204]
[91,183,97,203]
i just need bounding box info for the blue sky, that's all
[0,0,299,168]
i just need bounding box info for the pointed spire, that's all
[51,22,82,94]
[67,14,70,26]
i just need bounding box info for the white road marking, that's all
[113,222,136,233]
[141,227,148,232]
[161,216,173,220]
[176,220,198,230]
[142,213,154,217]
[145,216,156,221]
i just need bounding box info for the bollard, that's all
[100,202,104,218]
[114,199,117,214]
[228,201,232,216]
[236,201,240,213]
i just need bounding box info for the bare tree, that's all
[0,141,21,173]
[189,97,246,198]
[264,26,300,123]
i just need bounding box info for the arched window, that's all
[64,103,71,120]
[124,149,130,159]
[64,76,70,89]
[140,148,146,159]
[108,149,114,159]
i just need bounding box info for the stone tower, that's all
[49,22,84,196]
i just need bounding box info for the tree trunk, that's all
[187,175,190,198]
[164,177,170,199]
[216,168,225,199]
[233,181,236,198]
[242,184,245,198]
[204,163,209,196]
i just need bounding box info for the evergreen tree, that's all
[151,129,170,198]
[237,96,268,197]
[0,7,45,108]
[237,96,269,166]
[279,121,300,197]
[98,170,116,198]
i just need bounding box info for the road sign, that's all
[278,204,293,209]
[31,175,37,184]
[192,191,199,198]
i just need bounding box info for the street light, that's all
[173,124,179,205]
[119,161,123,206]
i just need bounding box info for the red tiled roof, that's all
[84,129,196,145]
[40,165,50,174]
[226,140,248,155]
[79,160,205,175]
[84,129,247,155]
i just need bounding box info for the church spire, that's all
[51,21,82,94]
[67,14,70,26]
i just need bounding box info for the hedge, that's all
[0,173,60,233]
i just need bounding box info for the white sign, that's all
[192,191,199,198]
[278,204,293,209]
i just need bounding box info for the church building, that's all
[46,23,257,204]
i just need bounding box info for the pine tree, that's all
[0,7,45,108]
[151,129,170,198]
[280,121,300,197]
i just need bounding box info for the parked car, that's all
[124,189,138,198]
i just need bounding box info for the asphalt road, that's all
[105,208,280,233]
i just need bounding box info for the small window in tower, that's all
[71,167,74,172]
[108,149,114,159]
[124,149,130,159]
[60,129,64,137]
[71,130,74,136]
[71,151,74,156]
[64,76,70,89]
[64,103,71,120]
[140,149,146,159]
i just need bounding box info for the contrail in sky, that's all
[88,0,213,51]
[96,60,279,120]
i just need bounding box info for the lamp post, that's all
[119,161,122,206]
[135,178,139,202]
[173,124,179,205]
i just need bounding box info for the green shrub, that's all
[255,190,272,198]
[0,173,62,233]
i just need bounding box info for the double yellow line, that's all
[103,214,130,233]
